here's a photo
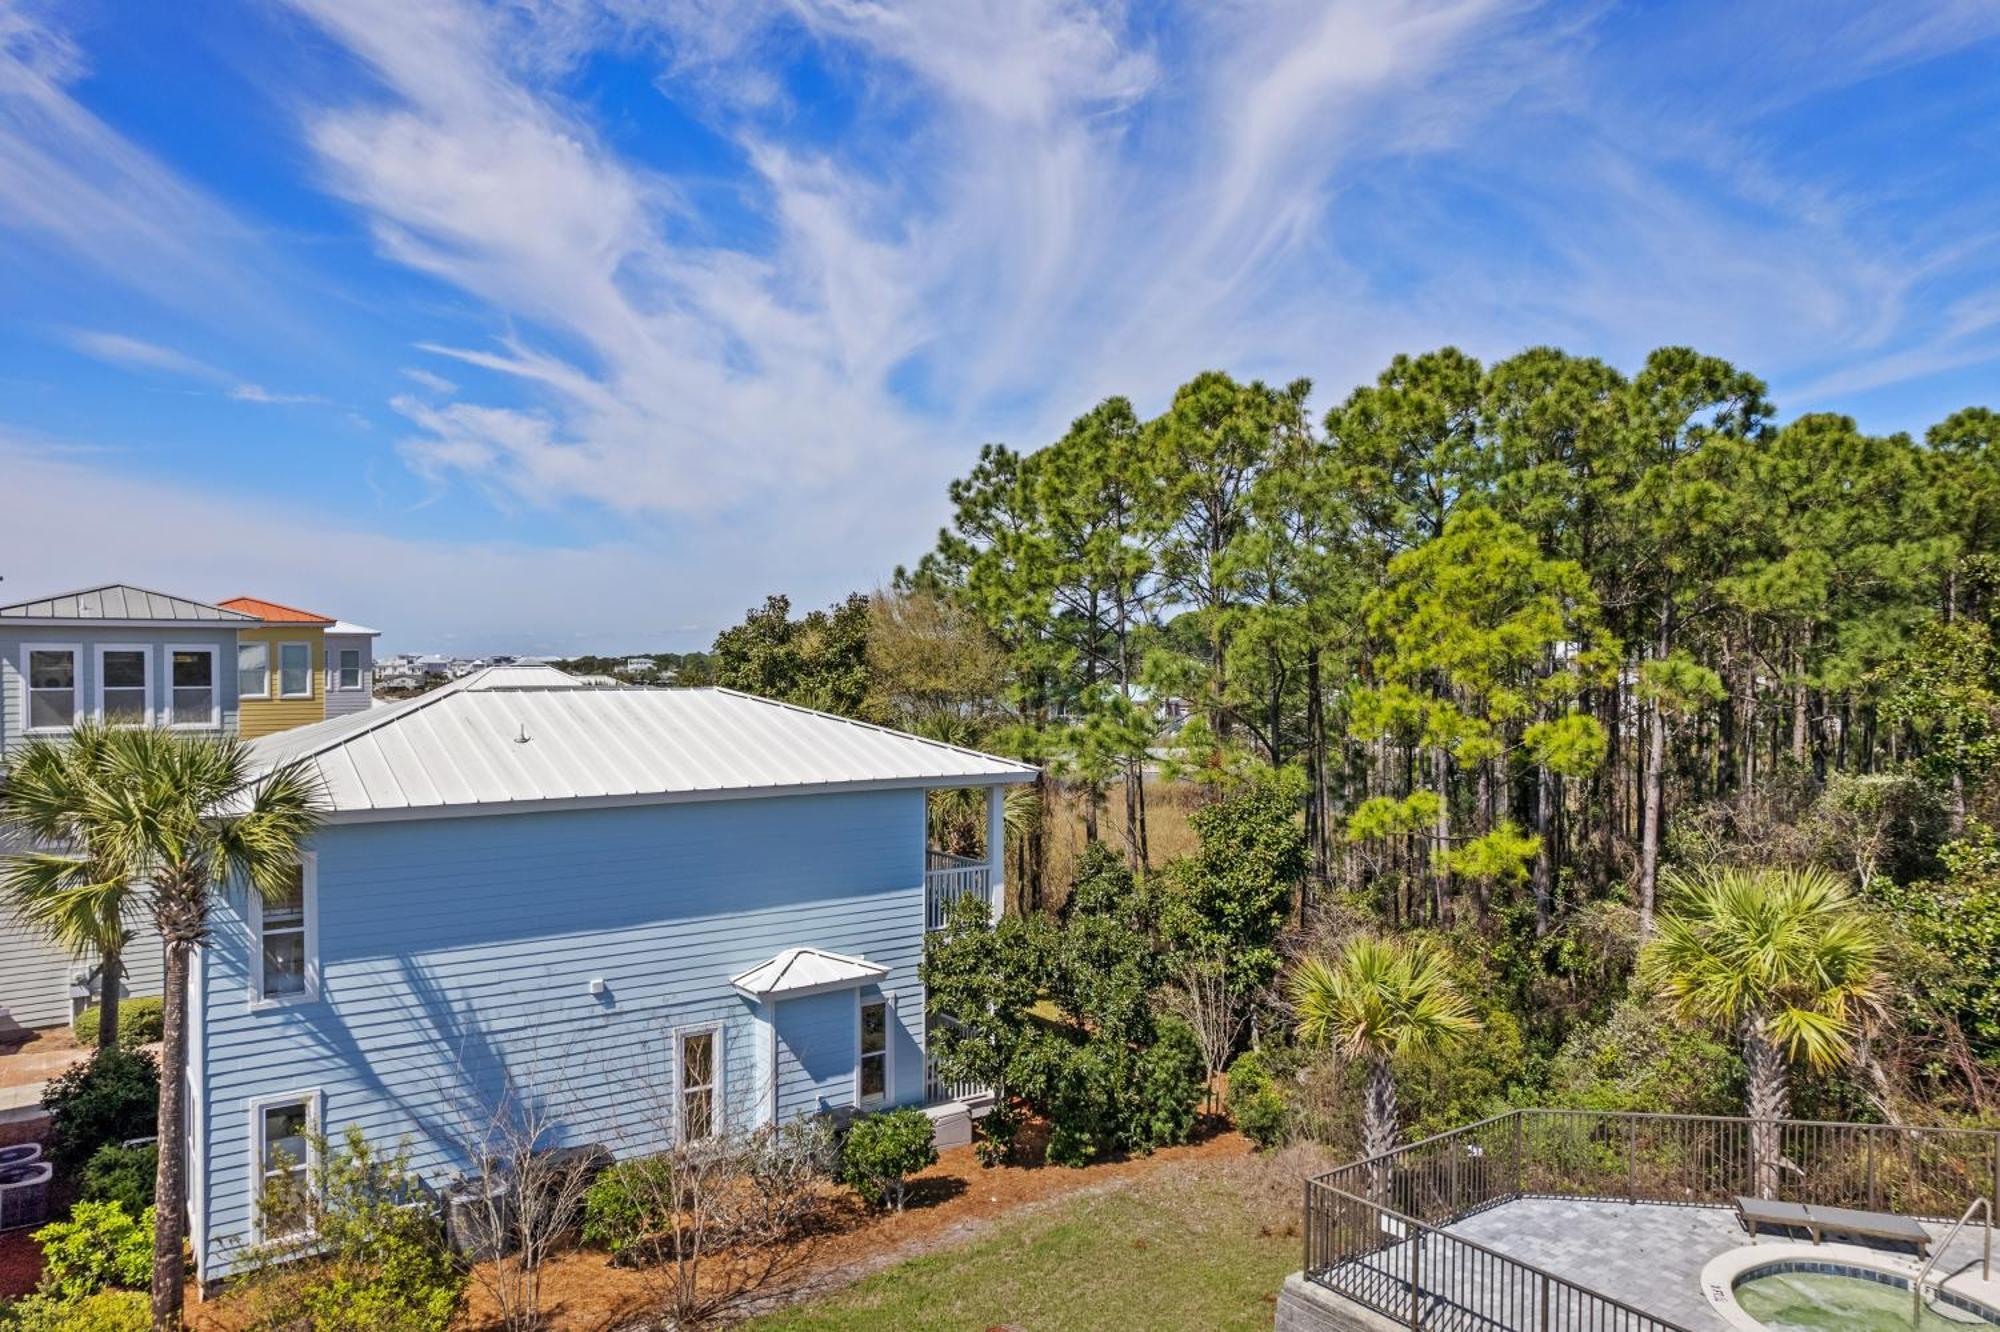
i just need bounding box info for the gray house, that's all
[0,584,377,1031]
[0,585,262,1029]
[190,666,1029,1280]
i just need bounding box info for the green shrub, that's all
[79,1142,155,1215]
[71,999,163,1052]
[32,1202,153,1302]
[1227,1049,1290,1150]
[840,1108,937,1210]
[1126,1017,1204,1152]
[1,1290,150,1332]
[235,1127,464,1332]
[971,1098,1020,1168]
[41,1049,158,1172]
[580,1156,670,1262]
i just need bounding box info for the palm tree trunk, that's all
[1742,1015,1789,1201]
[1363,1054,1397,1201]
[152,934,193,1330]
[97,943,123,1050]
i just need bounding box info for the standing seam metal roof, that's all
[249,665,1035,815]
[0,583,260,621]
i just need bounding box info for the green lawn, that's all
[747,1156,1301,1332]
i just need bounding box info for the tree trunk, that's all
[153,935,192,1331]
[1638,599,1672,935]
[1532,763,1554,937]
[97,944,124,1050]
[1742,1015,1789,1201]
[1431,746,1451,924]
[1363,1054,1398,1202]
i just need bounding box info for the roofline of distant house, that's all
[0,616,258,628]
[307,769,1032,826]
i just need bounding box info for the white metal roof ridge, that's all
[708,687,1036,772]
[730,946,889,1001]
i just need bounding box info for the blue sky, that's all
[3,1,1999,654]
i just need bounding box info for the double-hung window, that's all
[279,642,312,698]
[238,642,270,699]
[677,1027,719,1142]
[858,998,889,1108]
[252,1094,318,1239]
[96,645,150,726]
[334,648,362,691]
[23,646,79,731]
[168,647,219,727]
[254,860,314,1004]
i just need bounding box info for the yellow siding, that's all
[236,626,326,738]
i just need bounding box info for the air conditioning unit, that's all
[0,1163,53,1231]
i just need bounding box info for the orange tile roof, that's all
[217,596,336,625]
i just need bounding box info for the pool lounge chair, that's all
[1734,1196,1931,1256]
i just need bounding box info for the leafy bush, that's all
[1227,1049,1290,1150]
[32,1202,153,1302]
[971,1098,1021,1168]
[1548,999,1742,1115]
[41,1049,158,1171]
[1127,1017,1205,1151]
[235,1127,463,1332]
[79,1142,155,1215]
[840,1108,937,1210]
[0,1290,150,1332]
[71,998,163,1052]
[580,1156,668,1262]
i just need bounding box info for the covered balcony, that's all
[923,782,1007,931]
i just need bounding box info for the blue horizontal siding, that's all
[775,990,857,1121]
[195,789,929,1280]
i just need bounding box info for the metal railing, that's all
[1304,1108,2000,1331]
[1915,1196,1992,1319]
[925,849,991,930]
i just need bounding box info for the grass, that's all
[745,1153,1304,1332]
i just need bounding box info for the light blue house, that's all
[189,666,1031,1282]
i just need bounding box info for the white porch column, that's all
[985,784,1006,923]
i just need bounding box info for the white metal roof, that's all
[730,947,889,1000]
[250,668,1035,820]
[324,621,380,637]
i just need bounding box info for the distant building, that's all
[623,656,658,676]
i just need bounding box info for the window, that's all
[23,646,78,731]
[252,1094,317,1238]
[677,1028,719,1141]
[279,642,312,698]
[168,647,218,727]
[858,998,889,1107]
[96,646,149,726]
[254,861,313,1003]
[334,648,362,691]
[238,642,270,699]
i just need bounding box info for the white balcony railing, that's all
[923,1041,991,1107]
[925,849,992,930]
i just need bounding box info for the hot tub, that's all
[1704,1242,2000,1332]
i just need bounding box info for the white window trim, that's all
[165,643,222,730]
[93,642,152,727]
[331,648,364,692]
[277,641,314,699]
[238,641,271,700]
[248,853,319,1009]
[855,991,894,1110]
[18,642,82,734]
[673,1021,725,1143]
[247,1088,322,1243]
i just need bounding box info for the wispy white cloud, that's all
[227,383,329,406]
[67,328,328,407]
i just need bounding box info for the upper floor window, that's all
[238,642,270,699]
[23,646,79,732]
[168,647,218,728]
[334,648,362,691]
[96,646,149,726]
[677,1027,719,1142]
[278,643,312,699]
[254,860,314,1004]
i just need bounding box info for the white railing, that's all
[925,849,992,930]
[923,1043,991,1106]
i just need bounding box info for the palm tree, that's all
[47,728,320,1331]
[1289,936,1479,1177]
[0,723,136,1049]
[1639,865,1885,1199]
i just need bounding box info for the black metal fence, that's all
[1303,1108,2000,1331]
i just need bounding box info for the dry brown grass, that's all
[1040,778,1205,903]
